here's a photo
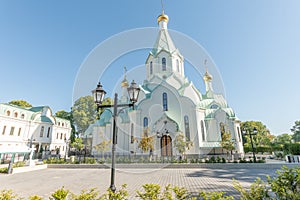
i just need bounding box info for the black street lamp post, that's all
[242,127,258,163]
[92,81,140,193]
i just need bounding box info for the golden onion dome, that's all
[203,69,213,82]
[157,12,169,24]
[121,78,129,87]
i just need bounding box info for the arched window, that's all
[184,116,190,141]
[150,61,153,74]
[237,127,241,142]
[201,120,205,141]
[220,123,225,140]
[21,114,25,119]
[14,112,18,118]
[176,59,179,72]
[40,126,44,137]
[47,127,51,138]
[163,92,168,111]
[130,123,134,144]
[6,110,11,116]
[60,133,63,139]
[143,117,148,127]
[62,123,64,127]
[162,57,166,71]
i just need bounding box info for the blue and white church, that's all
[87,11,244,159]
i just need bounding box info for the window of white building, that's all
[9,127,15,136]
[18,128,21,136]
[47,127,51,138]
[201,120,205,141]
[14,112,18,118]
[2,126,6,135]
[162,57,166,71]
[150,61,153,74]
[40,126,44,137]
[163,93,168,111]
[184,116,190,141]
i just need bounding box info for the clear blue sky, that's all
[1,1,299,135]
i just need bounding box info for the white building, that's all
[0,103,72,160]
[87,11,244,159]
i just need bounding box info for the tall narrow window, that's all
[18,128,21,136]
[201,120,205,141]
[237,127,241,142]
[47,127,51,138]
[2,126,6,135]
[130,123,134,144]
[60,133,63,139]
[143,117,148,127]
[56,133,59,139]
[162,57,166,71]
[176,59,179,72]
[21,114,25,119]
[6,110,10,116]
[184,116,190,141]
[14,112,18,118]
[150,61,153,74]
[40,126,44,137]
[163,92,168,111]
[10,127,15,136]
[220,123,225,140]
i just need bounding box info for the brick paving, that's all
[0,167,278,199]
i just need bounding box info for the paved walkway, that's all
[0,168,278,199]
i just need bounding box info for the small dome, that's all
[121,78,129,87]
[157,12,169,23]
[203,69,213,82]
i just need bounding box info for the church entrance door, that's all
[161,135,172,157]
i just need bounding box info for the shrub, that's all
[0,189,19,200]
[99,184,128,200]
[28,195,43,200]
[233,178,270,200]
[267,166,300,199]
[0,168,8,174]
[71,188,99,200]
[199,191,234,200]
[13,161,25,168]
[49,187,69,200]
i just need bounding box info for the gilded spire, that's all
[157,0,169,24]
[121,66,129,87]
[203,60,213,82]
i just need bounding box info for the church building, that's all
[87,11,244,159]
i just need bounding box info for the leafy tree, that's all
[70,138,84,156]
[138,136,154,154]
[72,96,97,134]
[272,133,292,151]
[55,110,77,142]
[241,121,274,153]
[93,136,111,158]
[220,131,235,156]
[291,120,300,142]
[174,133,193,159]
[72,96,111,134]
[8,100,32,108]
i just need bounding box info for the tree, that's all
[72,96,112,134]
[272,133,292,151]
[55,110,77,142]
[8,100,32,108]
[138,136,154,154]
[70,138,84,156]
[241,121,274,153]
[93,134,111,158]
[174,133,193,159]
[291,120,300,142]
[220,131,235,156]
[72,96,97,134]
